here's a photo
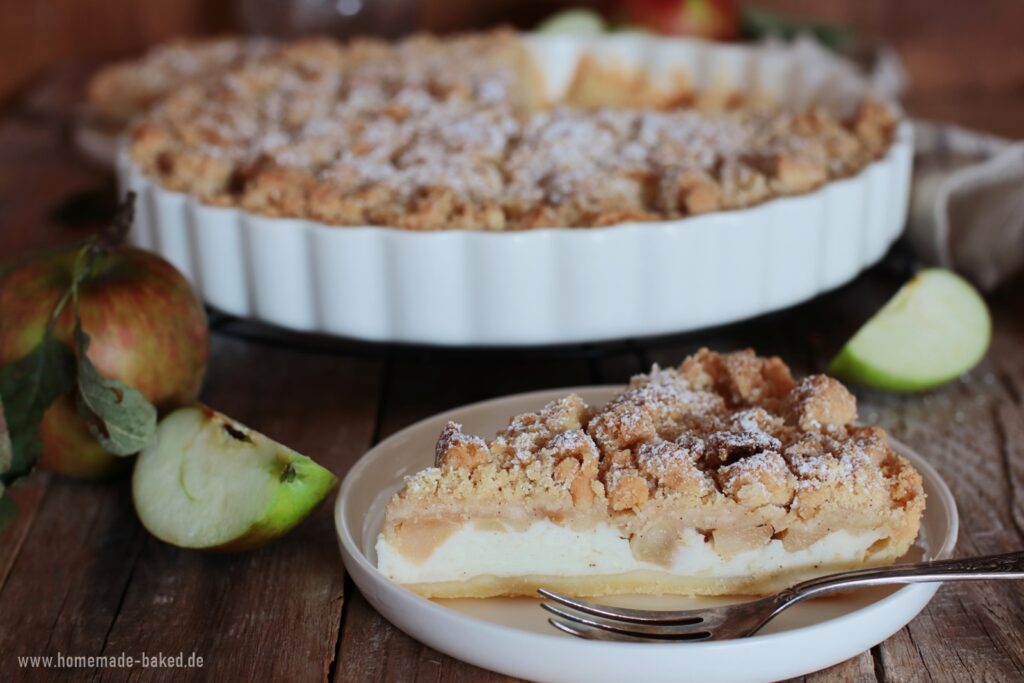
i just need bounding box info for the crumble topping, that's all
[87,37,273,125]
[385,349,924,562]
[121,31,899,231]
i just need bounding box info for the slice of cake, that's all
[376,349,925,598]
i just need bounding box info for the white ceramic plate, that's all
[336,386,958,683]
[119,33,913,347]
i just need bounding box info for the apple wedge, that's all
[538,9,606,35]
[829,269,991,392]
[133,405,337,551]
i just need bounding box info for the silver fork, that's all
[540,550,1024,642]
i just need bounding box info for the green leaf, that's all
[74,325,157,456]
[0,492,15,533]
[0,393,11,475]
[0,336,77,484]
[0,395,11,533]
[740,9,854,52]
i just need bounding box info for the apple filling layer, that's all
[377,520,901,598]
[376,349,925,598]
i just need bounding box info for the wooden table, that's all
[1,67,1023,683]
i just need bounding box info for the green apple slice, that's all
[132,405,337,551]
[829,269,991,392]
[538,9,606,35]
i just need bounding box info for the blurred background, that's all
[2,0,1024,137]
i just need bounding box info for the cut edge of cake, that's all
[375,349,925,598]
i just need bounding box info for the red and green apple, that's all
[616,0,739,40]
[0,247,208,478]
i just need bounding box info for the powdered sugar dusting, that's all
[131,32,896,230]
[384,350,923,581]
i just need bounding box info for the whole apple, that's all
[0,247,209,478]
[617,0,739,40]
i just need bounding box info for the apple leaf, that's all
[0,335,77,485]
[74,325,157,456]
[0,393,11,475]
[0,395,11,534]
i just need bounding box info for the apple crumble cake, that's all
[125,31,898,230]
[87,37,272,129]
[376,349,925,598]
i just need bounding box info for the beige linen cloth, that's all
[790,35,1023,290]
[907,121,1024,291]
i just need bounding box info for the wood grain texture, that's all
[836,281,1024,682]
[641,269,1024,683]
[0,477,147,683]
[0,63,1023,683]
[4,0,1024,106]
[0,113,134,682]
[0,0,232,103]
[738,0,1024,96]
[336,354,594,683]
[0,472,49,591]
[94,336,381,683]
[803,650,879,682]
[0,119,106,259]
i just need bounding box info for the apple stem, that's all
[47,286,75,330]
[95,192,137,253]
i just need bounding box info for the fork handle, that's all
[782,550,1024,605]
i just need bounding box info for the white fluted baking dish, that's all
[118,34,913,347]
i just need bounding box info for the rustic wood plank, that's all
[0,119,108,259]
[803,650,879,682]
[805,274,1024,683]
[1,59,1023,682]
[335,353,595,683]
[989,283,1024,538]
[0,0,232,101]
[634,259,1024,682]
[796,272,1024,682]
[0,471,50,590]
[0,475,147,683]
[847,291,1024,682]
[88,336,381,683]
[640,275,890,683]
[0,112,129,682]
[872,629,930,683]
[905,93,1024,140]
[326,234,1024,682]
[0,112,123,591]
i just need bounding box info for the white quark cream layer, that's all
[376,520,885,585]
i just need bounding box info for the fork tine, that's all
[548,618,648,643]
[537,589,708,624]
[541,602,713,640]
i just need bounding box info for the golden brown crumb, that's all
[606,469,650,511]
[383,349,925,567]
[670,169,722,215]
[124,31,899,231]
[435,422,489,471]
[790,375,858,432]
[87,37,271,125]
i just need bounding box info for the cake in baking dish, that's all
[119,31,898,231]
[375,349,925,598]
[87,37,272,128]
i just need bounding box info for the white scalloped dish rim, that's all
[118,33,914,347]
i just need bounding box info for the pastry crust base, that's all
[399,553,904,599]
[381,350,926,599]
